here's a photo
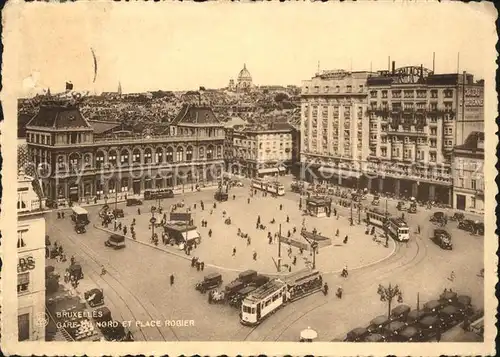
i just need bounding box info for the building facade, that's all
[365,64,484,203]
[452,132,484,212]
[300,70,372,186]
[17,170,46,341]
[231,125,294,178]
[25,100,225,203]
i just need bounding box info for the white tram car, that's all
[251,179,286,196]
[387,217,410,242]
[240,269,323,326]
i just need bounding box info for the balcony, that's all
[18,199,46,215]
[387,125,428,137]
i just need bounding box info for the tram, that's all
[386,217,410,242]
[144,188,174,200]
[365,208,391,229]
[240,269,323,326]
[251,179,285,196]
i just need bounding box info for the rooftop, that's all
[26,100,92,130]
[454,131,485,153]
[171,104,222,126]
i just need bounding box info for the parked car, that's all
[126,198,143,206]
[423,300,446,314]
[383,321,406,341]
[214,191,229,202]
[454,295,473,316]
[439,304,463,329]
[367,315,390,333]
[430,211,445,224]
[396,201,407,211]
[398,326,422,342]
[431,229,453,250]
[113,208,125,218]
[195,273,223,293]
[406,309,430,325]
[439,290,458,305]
[450,212,465,221]
[344,327,369,342]
[391,304,411,321]
[417,315,442,341]
[364,333,385,342]
[458,219,483,235]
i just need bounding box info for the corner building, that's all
[25,100,225,203]
[366,65,484,203]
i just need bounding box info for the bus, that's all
[71,206,90,225]
[251,179,285,196]
[387,217,410,242]
[366,208,391,229]
[144,188,174,200]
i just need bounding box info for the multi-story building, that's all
[17,168,46,341]
[300,70,373,186]
[231,124,294,178]
[25,100,225,203]
[452,131,484,212]
[365,64,484,203]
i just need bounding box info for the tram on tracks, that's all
[365,208,391,229]
[240,269,323,326]
[386,217,410,242]
[251,179,285,196]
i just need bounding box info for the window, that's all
[346,85,352,93]
[17,230,27,248]
[444,89,453,98]
[166,148,173,163]
[144,149,152,164]
[382,90,388,98]
[370,91,377,98]
[176,147,184,162]
[335,86,340,93]
[392,90,401,98]
[108,151,117,166]
[471,179,477,190]
[18,272,30,293]
[430,90,438,98]
[471,196,476,208]
[404,90,414,98]
[186,146,193,161]
[17,191,28,210]
[132,150,141,164]
[430,153,436,162]
[198,147,204,159]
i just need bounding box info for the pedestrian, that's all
[253,251,257,260]
[279,204,283,211]
[417,225,421,234]
[288,266,292,272]
[196,261,201,271]
[208,229,212,238]
[233,195,236,200]
[287,230,291,238]
[293,226,296,234]
[268,236,272,244]
[343,235,348,244]
[247,198,250,204]
[70,255,75,265]
[449,271,456,282]
[170,274,175,286]
[336,229,339,237]
[45,246,50,258]
[232,247,236,256]
[286,215,289,223]
[257,215,261,225]
[57,212,61,219]
[61,212,65,218]
[213,202,217,209]
[436,329,441,342]
[201,261,205,271]
[293,256,297,265]
[247,237,251,246]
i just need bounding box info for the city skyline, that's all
[16,2,494,95]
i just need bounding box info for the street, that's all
[47,178,484,341]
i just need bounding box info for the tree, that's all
[377,283,403,318]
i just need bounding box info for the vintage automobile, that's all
[195,273,223,293]
[454,295,473,315]
[68,263,84,281]
[344,327,369,342]
[383,321,407,341]
[224,280,245,299]
[231,179,244,187]
[372,195,380,206]
[75,222,87,234]
[214,191,229,202]
[364,333,385,342]
[250,274,270,288]
[475,221,485,235]
[431,229,453,250]
[458,219,483,234]
[405,309,430,325]
[112,208,125,218]
[429,211,446,224]
[105,234,126,249]
[450,212,465,222]
[439,305,463,329]
[367,315,390,333]
[126,198,143,206]
[417,315,442,341]
[84,288,104,307]
[391,304,411,321]
[93,306,112,324]
[398,326,422,342]
[238,270,258,285]
[229,286,257,308]
[423,299,446,314]
[408,202,417,214]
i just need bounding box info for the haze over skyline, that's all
[14,2,495,96]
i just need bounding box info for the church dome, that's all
[238,64,252,81]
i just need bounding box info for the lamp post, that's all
[278,224,282,271]
[350,200,354,226]
[377,283,403,318]
[150,209,157,243]
[311,241,318,269]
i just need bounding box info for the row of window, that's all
[304,84,365,94]
[370,89,454,99]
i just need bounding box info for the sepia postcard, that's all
[0,1,497,356]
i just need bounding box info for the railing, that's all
[17,199,45,214]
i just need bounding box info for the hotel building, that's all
[300,64,484,204]
[24,100,225,203]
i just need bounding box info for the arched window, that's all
[186,146,193,162]
[166,147,174,163]
[176,147,184,162]
[121,177,129,192]
[68,153,80,170]
[199,147,205,159]
[144,148,152,164]
[108,179,116,194]
[108,150,117,166]
[132,149,141,164]
[217,145,223,158]
[96,152,105,169]
[120,149,129,166]
[155,174,163,189]
[207,145,214,160]
[155,148,163,164]
[145,175,152,190]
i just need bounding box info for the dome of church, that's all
[238,64,252,81]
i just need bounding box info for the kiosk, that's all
[305,196,332,217]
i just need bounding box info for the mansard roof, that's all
[26,100,92,130]
[171,104,222,126]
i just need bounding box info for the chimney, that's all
[392,61,395,74]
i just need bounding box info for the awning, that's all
[258,168,279,174]
[182,230,200,241]
[278,166,286,171]
[318,166,361,178]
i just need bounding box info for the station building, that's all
[25,100,225,204]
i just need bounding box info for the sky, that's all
[12,1,497,95]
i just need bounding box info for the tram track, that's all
[52,223,179,341]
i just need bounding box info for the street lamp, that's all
[350,200,354,226]
[150,209,157,243]
[278,224,282,271]
[377,283,403,318]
